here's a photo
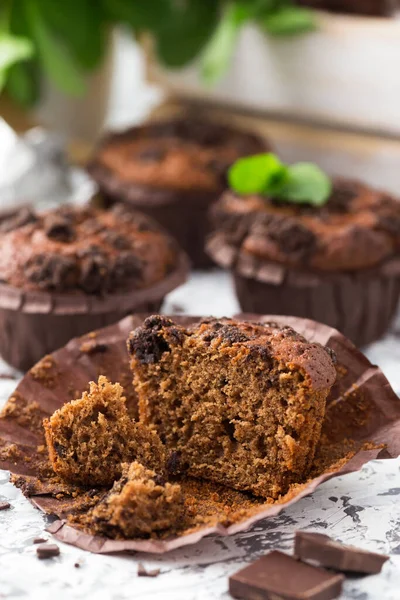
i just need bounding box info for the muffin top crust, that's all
[127,315,337,390]
[90,116,268,194]
[0,204,180,294]
[210,179,400,272]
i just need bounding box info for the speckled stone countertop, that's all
[1,270,400,600]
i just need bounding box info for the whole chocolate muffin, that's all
[88,116,269,268]
[207,179,400,347]
[0,204,188,370]
[296,0,393,15]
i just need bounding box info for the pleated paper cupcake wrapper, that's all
[207,233,400,347]
[0,313,399,554]
[0,253,189,371]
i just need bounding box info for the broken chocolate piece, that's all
[229,551,343,600]
[0,501,11,511]
[137,563,161,577]
[295,531,389,575]
[33,537,47,544]
[36,544,60,559]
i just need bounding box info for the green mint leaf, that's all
[228,153,288,196]
[24,0,85,96]
[0,32,33,72]
[263,6,316,36]
[277,162,332,206]
[201,3,250,85]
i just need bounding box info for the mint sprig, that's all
[228,153,332,206]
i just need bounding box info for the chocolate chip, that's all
[110,253,143,288]
[153,474,167,486]
[203,323,249,345]
[324,346,337,364]
[33,537,47,544]
[36,544,60,559]
[254,215,317,262]
[0,208,38,233]
[74,562,81,568]
[101,230,131,250]
[166,451,187,476]
[25,254,79,291]
[376,212,400,237]
[127,330,170,364]
[80,253,109,294]
[137,147,166,162]
[44,215,76,243]
[0,501,11,511]
[143,315,174,331]
[137,563,161,577]
[53,442,67,458]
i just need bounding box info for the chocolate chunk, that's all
[137,147,166,162]
[36,544,60,559]
[203,323,249,345]
[137,563,161,577]
[127,329,170,364]
[229,551,343,600]
[80,252,109,294]
[143,315,174,331]
[33,537,47,544]
[166,451,187,476]
[25,254,78,291]
[295,531,389,575]
[0,501,11,511]
[327,183,358,213]
[74,562,81,568]
[110,253,143,288]
[44,215,76,243]
[101,230,131,250]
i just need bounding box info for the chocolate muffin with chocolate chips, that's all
[0,204,188,370]
[88,115,269,268]
[208,179,400,347]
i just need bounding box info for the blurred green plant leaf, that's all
[0,32,33,72]
[5,59,41,106]
[24,0,85,96]
[35,0,107,70]
[155,0,220,67]
[102,0,170,31]
[201,3,251,85]
[263,6,316,36]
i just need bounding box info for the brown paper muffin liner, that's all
[0,253,189,371]
[207,233,400,348]
[1,313,399,554]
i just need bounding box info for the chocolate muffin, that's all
[88,116,269,268]
[296,0,394,15]
[128,316,336,499]
[208,179,400,347]
[0,204,188,370]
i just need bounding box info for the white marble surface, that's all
[1,270,400,600]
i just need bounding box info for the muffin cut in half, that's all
[79,461,184,539]
[128,316,337,499]
[44,376,165,487]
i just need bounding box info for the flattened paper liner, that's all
[1,314,400,554]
